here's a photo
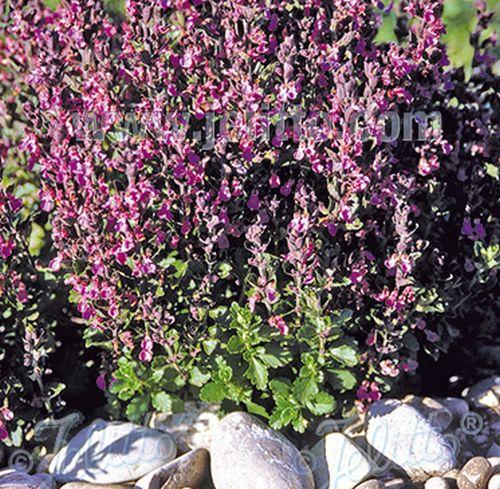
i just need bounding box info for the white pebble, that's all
[488,457,500,474]
[425,476,449,489]
[489,473,500,489]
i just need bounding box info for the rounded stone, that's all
[149,401,220,453]
[61,484,132,489]
[464,377,499,410]
[309,432,375,489]
[210,412,314,489]
[355,480,385,489]
[488,445,500,459]
[488,474,500,489]
[457,457,493,489]
[0,471,55,489]
[133,448,209,489]
[49,419,177,484]
[366,401,456,481]
[385,478,421,488]
[487,457,500,474]
[425,477,450,489]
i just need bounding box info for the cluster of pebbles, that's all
[0,376,497,489]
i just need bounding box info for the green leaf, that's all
[269,378,291,396]
[200,382,226,403]
[443,0,477,70]
[374,12,398,44]
[125,396,150,422]
[269,403,298,430]
[246,357,268,390]
[330,345,358,367]
[327,369,357,390]
[203,339,218,355]
[152,392,173,413]
[245,401,270,419]
[28,223,46,256]
[189,366,210,387]
[293,376,318,402]
[307,391,336,416]
[227,335,245,354]
[259,344,293,368]
[485,163,499,180]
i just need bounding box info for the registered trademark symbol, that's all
[460,412,484,436]
[8,449,33,472]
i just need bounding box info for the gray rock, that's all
[133,448,209,489]
[488,474,500,489]
[457,457,492,489]
[487,444,500,458]
[149,402,220,453]
[0,472,55,489]
[487,457,500,474]
[366,401,457,482]
[403,396,454,433]
[61,484,132,489]
[464,377,499,410]
[49,419,176,484]
[36,454,54,474]
[384,478,421,488]
[310,432,375,489]
[437,399,470,420]
[355,480,385,489]
[210,412,314,489]
[425,477,450,489]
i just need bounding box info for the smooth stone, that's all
[487,458,500,474]
[36,454,55,474]
[457,457,492,489]
[403,396,454,433]
[133,448,209,489]
[211,412,314,489]
[464,377,499,410]
[444,469,460,487]
[385,478,421,488]
[61,484,133,489]
[425,477,450,489]
[355,480,385,489]
[444,469,460,480]
[488,444,500,458]
[488,474,500,489]
[438,399,470,420]
[0,470,16,477]
[149,402,220,453]
[310,432,375,489]
[49,419,177,484]
[366,401,457,482]
[0,472,55,489]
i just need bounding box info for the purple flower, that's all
[247,193,260,211]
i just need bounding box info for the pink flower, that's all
[158,203,173,220]
[247,193,260,211]
[327,222,338,237]
[0,238,14,260]
[380,359,399,377]
[269,173,281,188]
[0,407,13,422]
[268,315,289,335]
[425,330,439,343]
[462,218,486,241]
[139,335,153,362]
[96,373,107,391]
[402,358,419,372]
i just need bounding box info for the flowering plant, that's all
[1,0,498,433]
